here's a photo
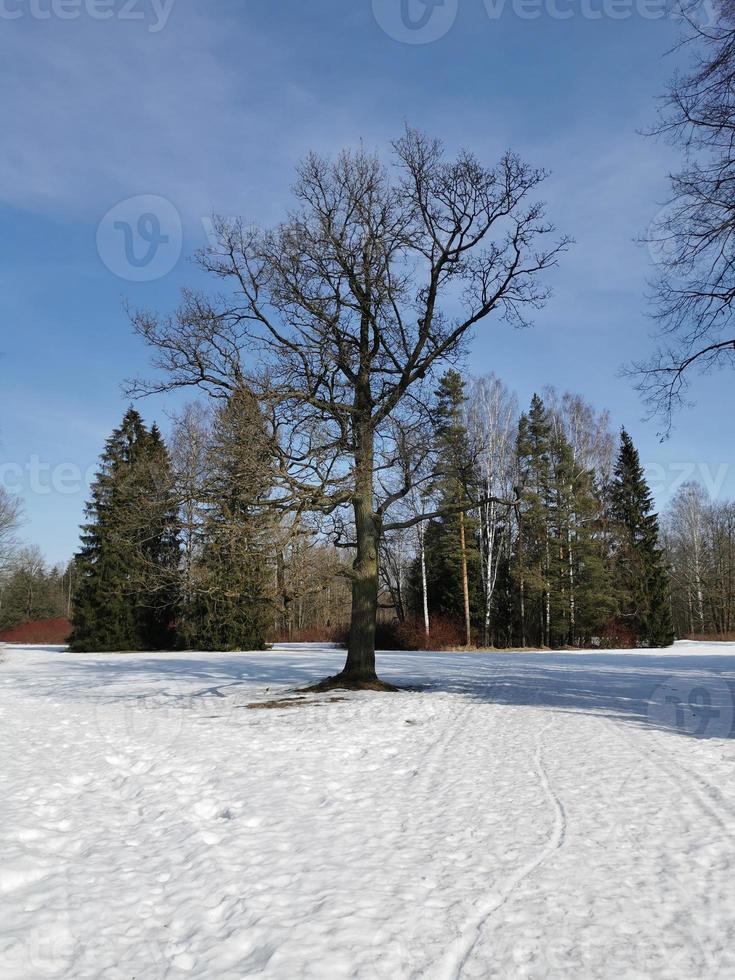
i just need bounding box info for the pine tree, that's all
[180,390,273,651]
[423,370,481,645]
[70,408,180,652]
[514,395,553,646]
[610,429,674,646]
[511,394,616,648]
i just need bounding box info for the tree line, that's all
[68,403,351,652]
[664,482,735,639]
[380,371,673,649]
[67,367,676,653]
[0,479,74,633]
[0,547,72,633]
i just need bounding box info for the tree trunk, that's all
[329,399,391,689]
[459,509,471,647]
[481,499,500,648]
[518,515,526,649]
[567,525,575,646]
[419,524,430,641]
[343,490,380,682]
[544,539,551,648]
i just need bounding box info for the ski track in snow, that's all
[1,641,735,979]
[435,719,567,980]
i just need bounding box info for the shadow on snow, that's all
[10,642,735,741]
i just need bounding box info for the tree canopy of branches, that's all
[0,486,22,572]
[635,4,735,430]
[128,128,568,687]
[664,480,735,637]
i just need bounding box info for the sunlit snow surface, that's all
[1,640,735,979]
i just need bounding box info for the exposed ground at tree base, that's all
[301,672,400,693]
[2,640,735,979]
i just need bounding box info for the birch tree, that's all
[467,374,517,646]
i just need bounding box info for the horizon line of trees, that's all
[8,373,735,651]
[664,481,735,638]
[63,369,680,653]
[382,372,674,650]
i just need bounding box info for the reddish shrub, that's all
[0,618,73,644]
[596,617,638,649]
[382,617,468,651]
[269,625,348,645]
[270,618,472,651]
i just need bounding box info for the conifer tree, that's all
[424,370,481,645]
[548,424,614,646]
[70,408,180,652]
[180,390,273,651]
[610,429,674,646]
[514,395,553,646]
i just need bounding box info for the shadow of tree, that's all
[8,643,735,740]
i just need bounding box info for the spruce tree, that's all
[549,426,614,646]
[180,390,272,651]
[610,429,674,646]
[136,423,181,647]
[70,408,180,652]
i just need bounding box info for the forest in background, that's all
[4,369,732,651]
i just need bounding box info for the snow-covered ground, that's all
[1,641,735,980]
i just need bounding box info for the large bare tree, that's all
[129,128,567,687]
[635,5,735,430]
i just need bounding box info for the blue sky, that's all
[2,0,732,566]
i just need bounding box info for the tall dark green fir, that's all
[70,408,180,652]
[610,429,674,647]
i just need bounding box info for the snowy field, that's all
[2,641,735,980]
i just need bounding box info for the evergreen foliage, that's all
[70,408,180,652]
[421,371,482,633]
[178,390,273,651]
[408,396,670,649]
[610,429,674,647]
[63,388,677,654]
